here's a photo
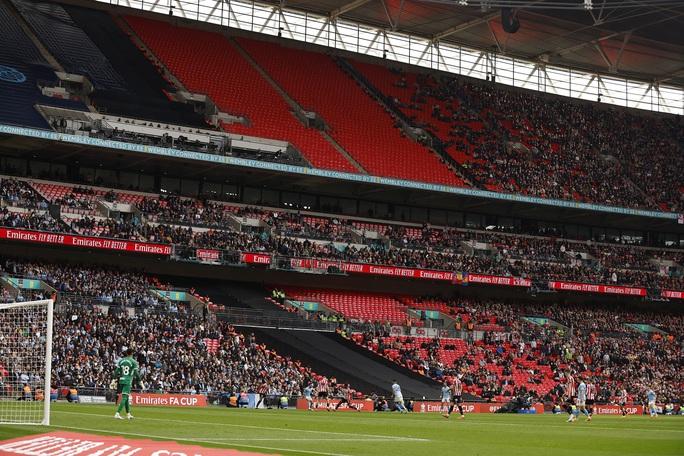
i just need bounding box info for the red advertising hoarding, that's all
[548,281,647,296]
[240,252,272,265]
[289,258,528,285]
[0,228,171,255]
[296,398,374,412]
[412,401,544,414]
[593,404,643,415]
[127,393,207,407]
[468,274,531,287]
[662,290,684,299]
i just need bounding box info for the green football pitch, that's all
[0,403,682,456]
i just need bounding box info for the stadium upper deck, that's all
[0,0,681,218]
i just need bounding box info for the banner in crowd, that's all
[592,404,644,415]
[0,432,264,456]
[5,277,42,289]
[289,258,456,280]
[547,281,647,296]
[662,290,684,299]
[390,326,453,338]
[195,248,220,262]
[467,274,531,287]
[240,252,272,264]
[412,401,544,414]
[127,393,208,407]
[0,228,172,255]
[241,255,532,287]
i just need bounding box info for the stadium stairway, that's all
[338,57,478,188]
[197,281,441,398]
[229,38,366,174]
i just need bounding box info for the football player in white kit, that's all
[391,380,408,413]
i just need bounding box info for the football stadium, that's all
[0,0,682,455]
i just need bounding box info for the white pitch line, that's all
[435,419,684,433]
[53,424,356,456]
[53,410,429,442]
[185,409,684,435]
[202,438,413,442]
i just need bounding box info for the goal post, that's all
[0,299,54,426]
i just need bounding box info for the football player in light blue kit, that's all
[440,384,451,415]
[303,384,314,411]
[576,379,591,421]
[391,380,408,413]
[646,388,657,418]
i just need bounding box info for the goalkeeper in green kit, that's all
[113,348,141,420]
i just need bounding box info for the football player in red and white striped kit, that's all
[316,376,329,410]
[444,376,465,419]
[255,381,269,408]
[586,379,597,418]
[565,371,576,398]
[564,371,577,421]
[334,384,360,411]
[617,387,629,417]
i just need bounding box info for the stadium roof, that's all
[259,0,684,86]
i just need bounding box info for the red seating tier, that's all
[31,182,145,206]
[285,288,409,324]
[238,38,465,187]
[124,16,357,173]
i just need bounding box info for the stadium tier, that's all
[2,176,683,293]
[124,15,358,172]
[352,61,684,212]
[0,0,679,213]
[1,258,681,405]
[0,1,85,129]
[0,2,683,449]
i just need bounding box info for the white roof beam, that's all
[330,0,373,20]
[656,68,684,84]
[431,12,499,43]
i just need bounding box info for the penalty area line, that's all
[51,425,358,456]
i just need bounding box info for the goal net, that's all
[0,299,54,425]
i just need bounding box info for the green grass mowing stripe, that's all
[5,404,683,456]
[51,424,356,456]
[52,409,430,441]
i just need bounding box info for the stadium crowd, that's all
[376,68,683,212]
[0,178,48,209]
[53,306,330,398]
[0,259,164,308]
[353,297,683,404]
[0,253,680,407]
[2,178,684,291]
